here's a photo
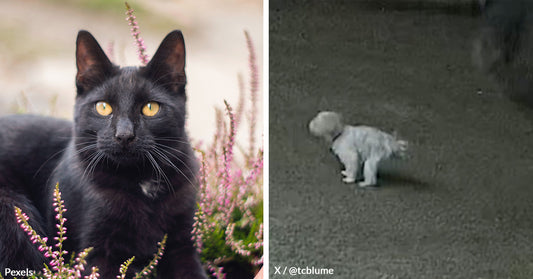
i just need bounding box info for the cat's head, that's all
[73,30,190,168]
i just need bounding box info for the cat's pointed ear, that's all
[76,30,115,94]
[143,30,187,95]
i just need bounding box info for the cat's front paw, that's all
[341,170,348,176]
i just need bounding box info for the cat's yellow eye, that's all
[95,101,112,116]
[142,102,160,117]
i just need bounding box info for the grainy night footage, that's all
[270,0,533,278]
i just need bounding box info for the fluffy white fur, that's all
[309,111,407,187]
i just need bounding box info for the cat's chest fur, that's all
[54,142,174,199]
[139,179,162,198]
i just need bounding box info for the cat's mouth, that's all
[109,148,140,157]
[104,146,145,164]
[90,136,151,165]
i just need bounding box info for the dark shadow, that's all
[334,164,431,191]
[271,0,483,17]
[354,0,483,16]
[475,0,533,108]
[376,171,432,191]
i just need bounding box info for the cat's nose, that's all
[115,131,135,145]
[115,118,135,145]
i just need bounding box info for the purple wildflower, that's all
[125,2,149,65]
[244,30,259,162]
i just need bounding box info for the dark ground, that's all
[269,1,533,278]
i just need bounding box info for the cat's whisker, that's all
[90,152,106,178]
[81,151,104,182]
[34,142,97,179]
[34,146,72,179]
[72,134,96,142]
[75,144,99,154]
[145,156,161,186]
[153,143,197,161]
[150,148,195,189]
[80,152,98,181]
[72,135,98,142]
[73,141,94,147]
[145,151,173,194]
[153,145,196,177]
[156,137,192,144]
[69,145,99,165]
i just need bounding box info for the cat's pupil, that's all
[96,101,112,116]
[142,102,160,117]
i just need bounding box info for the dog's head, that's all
[308,111,344,140]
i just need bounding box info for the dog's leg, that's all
[342,163,362,181]
[358,157,379,187]
[339,152,359,183]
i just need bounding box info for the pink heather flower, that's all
[223,100,236,164]
[87,266,100,279]
[235,74,245,130]
[13,184,84,278]
[244,30,259,161]
[131,235,167,278]
[125,2,149,65]
[191,33,263,279]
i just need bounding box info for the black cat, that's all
[0,30,206,278]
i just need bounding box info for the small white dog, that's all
[309,111,407,187]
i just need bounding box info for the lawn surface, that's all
[269,1,533,278]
